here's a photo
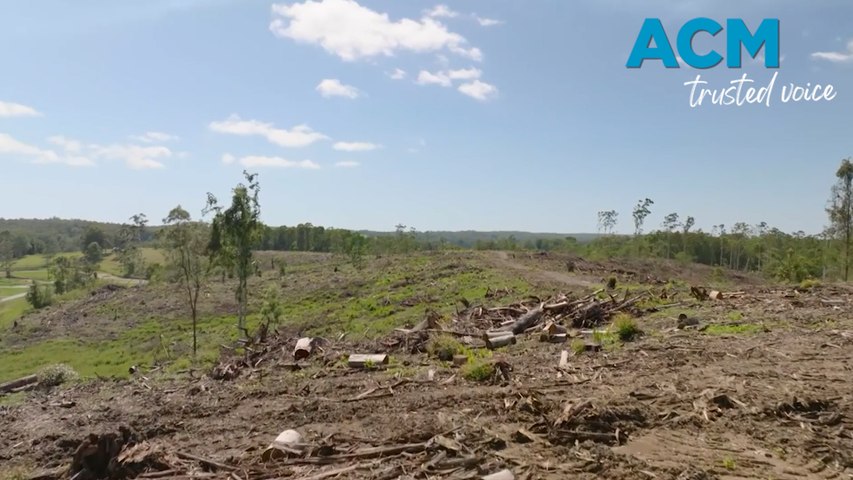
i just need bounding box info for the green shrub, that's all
[571,338,586,355]
[25,281,52,309]
[427,335,464,361]
[37,363,79,388]
[799,278,821,290]
[612,314,641,342]
[461,358,495,382]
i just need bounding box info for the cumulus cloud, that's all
[209,115,329,148]
[388,68,407,80]
[0,101,41,118]
[812,39,853,63]
[269,0,482,62]
[335,160,360,167]
[130,131,179,143]
[457,80,498,101]
[316,79,360,98]
[237,155,321,169]
[424,5,458,18]
[221,153,236,165]
[333,141,380,151]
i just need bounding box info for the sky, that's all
[1,0,852,235]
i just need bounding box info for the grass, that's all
[0,251,541,382]
[726,311,744,321]
[0,286,27,297]
[612,314,641,341]
[100,248,166,277]
[0,297,29,330]
[704,323,763,335]
[571,338,586,355]
[460,349,495,382]
[12,270,51,281]
[721,456,736,470]
[799,278,821,290]
[427,335,465,361]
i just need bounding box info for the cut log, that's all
[348,354,389,369]
[501,306,544,334]
[0,375,38,393]
[293,338,314,361]
[262,429,305,461]
[709,290,724,300]
[452,355,468,366]
[559,350,569,368]
[483,332,516,349]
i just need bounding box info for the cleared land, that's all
[0,251,851,480]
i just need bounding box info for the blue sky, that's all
[1,0,852,234]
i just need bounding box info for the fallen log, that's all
[0,374,38,393]
[293,338,314,361]
[347,354,389,369]
[500,306,544,334]
[484,332,516,349]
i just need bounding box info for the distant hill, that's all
[0,217,601,254]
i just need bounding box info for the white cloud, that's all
[316,78,360,98]
[333,141,380,152]
[389,68,407,80]
[417,68,487,97]
[130,131,179,143]
[458,80,498,101]
[812,39,853,63]
[0,133,94,167]
[237,155,321,169]
[221,153,236,165]
[424,5,458,18]
[270,0,482,62]
[209,115,328,148]
[447,68,481,80]
[48,135,83,153]
[335,160,360,167]
[416,70,451,87]
[91,144,172,169]
[0,101,41,118]
[475,16,503,27]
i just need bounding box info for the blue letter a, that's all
[626,18,679,68]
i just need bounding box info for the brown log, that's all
[0,375,37,393]
[484,332,516,349]
[500,306,544,334]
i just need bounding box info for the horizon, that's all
[1,1,852,236]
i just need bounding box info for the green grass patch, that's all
[721,456,736,470]
[0,286,27,298]
[427,335,465,361]
[703,323,763,335]
[571,338,586,355]
[0,297,29,330]
[12,270,51,281]
[612,314,641,341]
[799,278,821,290]
[460,349,495,382]
[726,311,744,321]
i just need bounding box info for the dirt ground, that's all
[1,254,852,480]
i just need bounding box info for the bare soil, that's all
[1,254,852,480]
